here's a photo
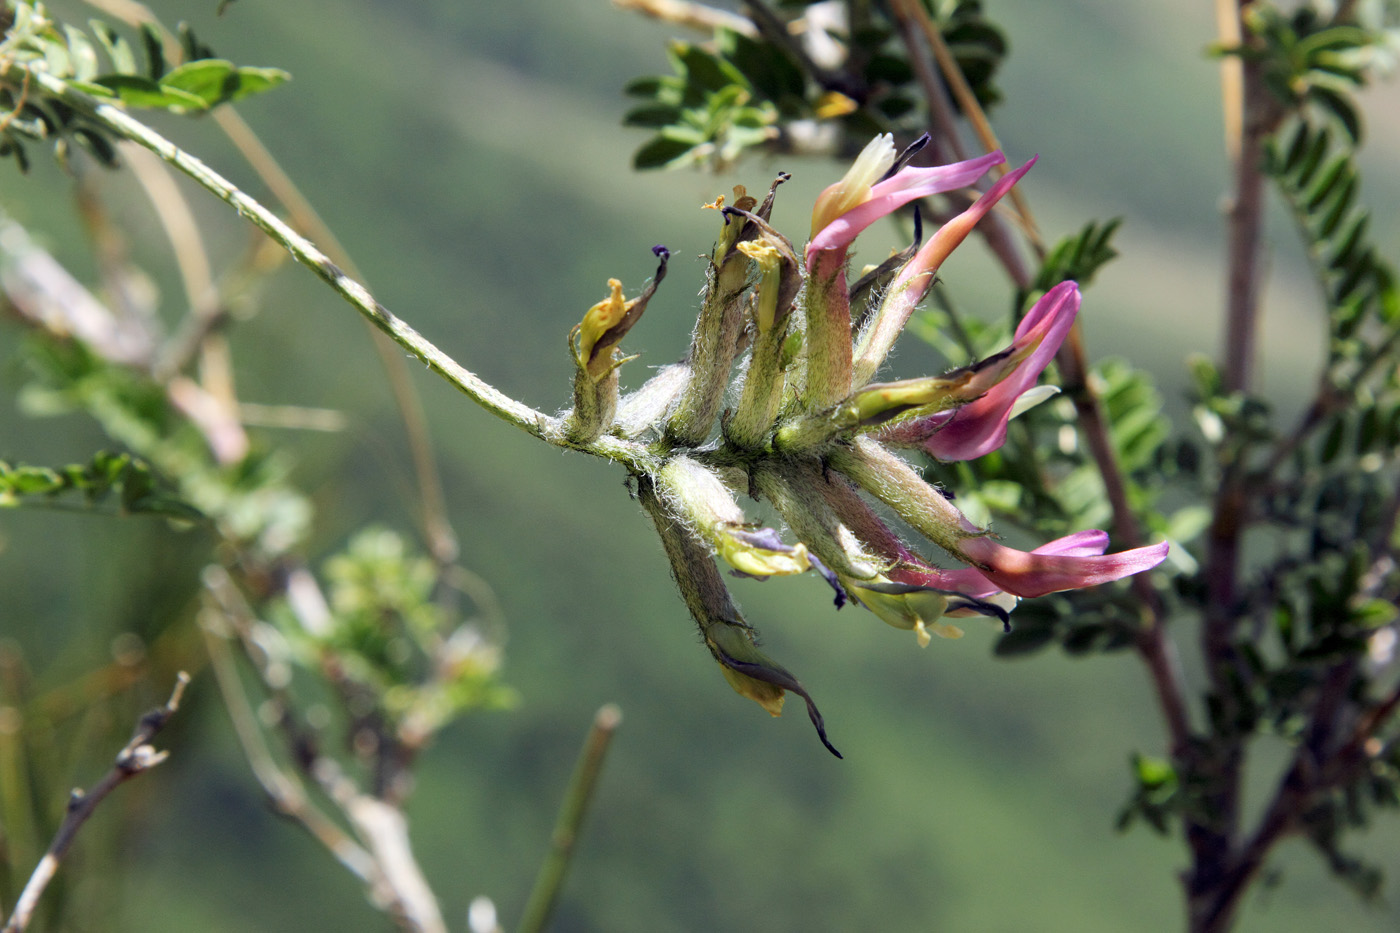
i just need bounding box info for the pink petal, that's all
[959,534,1170,599]
[890,529,1114,598]
[856,159,1038,384]
[806,150,1005,264]
[923,281,1080,461]
[889,158,1037,293]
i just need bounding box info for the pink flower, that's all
[890,530,1112,598]
[806,135,1005,275]
[956,532,1171,599]
[852,157,1038,387]
[905,281,1081,461]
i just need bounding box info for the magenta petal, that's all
[806,150,1004,263]
[923,281,1080,461]
[960,535,1170,599]
[1031,529,1110,558]
[892,563,1001,598]
[890,529,1113,598]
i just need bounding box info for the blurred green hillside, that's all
[2,1,1398,931]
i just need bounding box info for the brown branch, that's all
[1,673,189,933]
[1191,8,1291,915]
[612,0,757,36]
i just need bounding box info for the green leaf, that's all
[1311,86,1362,144]
[632,134,695,170]
[91,74,208,110]
[623,104,681,128]
[671,41,746,93]
[1304,154,1350,212]
[1319,416,1347,463]
[1292,125,1331,185]
[159,59,239,107]
[139,23,165,81]
[89,19,138,75]
[718,29,804,103]
[1165,504,1212,544]
[71,128,118,166]
[1132,753,1177,790]
[623,75,664,97]
[63,25,100,81]
[6,466,64,495]
[227,66,289,101]
[1351,598,1398,629]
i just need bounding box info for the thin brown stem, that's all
[1,673,189,933]
[612,0,757,36]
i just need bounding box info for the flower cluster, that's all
[566,135,1168,756]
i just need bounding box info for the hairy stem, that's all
[6,65,662,473]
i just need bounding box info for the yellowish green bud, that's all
[842,577,966,647]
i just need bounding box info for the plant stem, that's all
[518,704,623,933]
[8,65,662,474]
[1189,5,1288,927]
[1,673,189,933]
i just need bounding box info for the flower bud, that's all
[726,222,802,449]
[565,247,669,442]
[840,577,964,647]
[655,456,809,577]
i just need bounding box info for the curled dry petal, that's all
[572,246,670,381]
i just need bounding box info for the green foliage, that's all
[17,335,311,557]
[1019,219,1121,309]
[0,449,201,519]
[624,35,780,170]
[0,1,287,171]
[1265,118,1399,374]
[1116,752,1180,835]
[1222,4,1394,143]
[624,1,1007,170]
[276,527,514,751]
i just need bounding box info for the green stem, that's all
[10,65,661,472]
[518,704,622,933]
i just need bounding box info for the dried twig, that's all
[613,0,757,36]
[1,673,190,933]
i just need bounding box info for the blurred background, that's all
[2,0,1399,930]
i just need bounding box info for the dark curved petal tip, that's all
[800,692,843,759]
[716,650,842,759]
[882,132,932,181]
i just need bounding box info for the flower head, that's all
[566,138,1169,755]
[877,281,1081,460]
